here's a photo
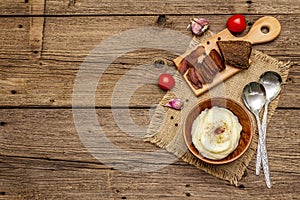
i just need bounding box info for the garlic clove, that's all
[166,98,184,110]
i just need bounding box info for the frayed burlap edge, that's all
[145,34,291,186]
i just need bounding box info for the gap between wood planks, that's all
[0,154,113,169]
[0,154,189,168]
[1,13,299,18]
[0,106,299,110]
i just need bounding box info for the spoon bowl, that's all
[259,71,282,102]
[242,82,266,114]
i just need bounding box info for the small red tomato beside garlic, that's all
[158,73,175,91]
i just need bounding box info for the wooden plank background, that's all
[0,0,299,199]
[0,15,299,107]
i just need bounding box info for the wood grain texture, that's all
[0,156,298,199]
[44,0,300,15]
[0,108,299,199]
[1,0,300,16]
[0,0,30,16]
[0,15,299,107]
[0,0,299,198]
[29,0,45,60]
[1,108,299,164]
[41,15,300,59]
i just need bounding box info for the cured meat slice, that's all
[209,49,225,71]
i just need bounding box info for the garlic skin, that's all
[166,98,184,110]
[187,18,209,36]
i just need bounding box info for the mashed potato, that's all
[191,106,242,160]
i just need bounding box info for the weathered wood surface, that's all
[44,0,300,15]
[0,109,299,199]
[0,15,299,107]
[2,0,300,16]
[0,0,30,16]
[0,0,299,199]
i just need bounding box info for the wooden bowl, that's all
[183,97,254,165]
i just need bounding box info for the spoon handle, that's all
[255,114,272,188]
[256,136,262,175]
[257,101,270,175]
[255,116,262,175]
[262,101,269,140]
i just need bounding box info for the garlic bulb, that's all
[187,18,209,35]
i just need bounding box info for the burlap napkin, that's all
[145,31,290,185]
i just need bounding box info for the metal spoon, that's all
[242,82,271,188]
[256,71,282,174]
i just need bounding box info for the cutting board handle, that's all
[242,16,281,45]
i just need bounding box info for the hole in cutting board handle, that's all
[261,26,270,34]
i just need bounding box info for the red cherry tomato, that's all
[226,14,247,33]
[158,73,175,91]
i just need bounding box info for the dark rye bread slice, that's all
[216,40,252,69]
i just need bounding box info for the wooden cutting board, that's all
[173,16,281,96]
